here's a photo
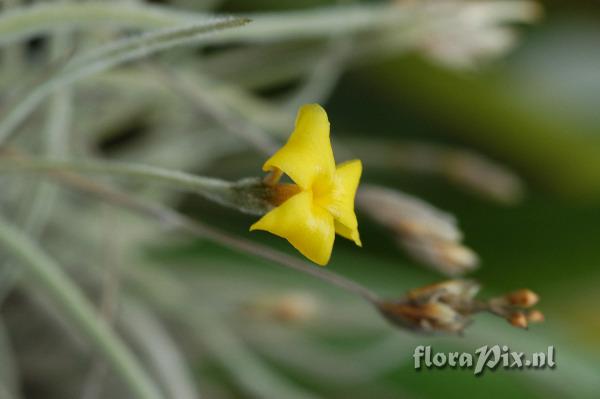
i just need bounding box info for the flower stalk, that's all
[0,150,381,304]
[1,150,544,334]
[0,156,275,215]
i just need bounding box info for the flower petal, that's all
[318,159,362,246]
[250,191,335,265]
[263,104,335,190]
[335,220,362,247]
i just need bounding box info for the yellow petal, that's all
[317,159,362,246]
[263,104,335,190]
[335,220,362,247]
[250,191,335,266]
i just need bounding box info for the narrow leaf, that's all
[0,16,249,144]
[0,218,164,399]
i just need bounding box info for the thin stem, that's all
[7,155,381,304]
[0,34,73,305]
[0,2,409,48]
[149,63,279,155]
[0,218,163,399]
[283,38,352,114]
[130,270,318,399]
[0,2,201,46]
[0,319,21,399]
[0,156,234,199]
[0,16,249,144]
[119,301,201,399]
[344,139,524,204]
[186,308,318,399]
[176,217,381,304]
[80,210,124,399]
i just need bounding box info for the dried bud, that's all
[406,279,480,306]
[485,289,543,330]
[527,310,545,323]
[378,279,479,334]
[378,301,470,334]
[505,289,539,308]
[242,292,318,324]
[416,1,541,70]
[272,293,318,323]
[508,312,528,329]
[443,151,524,204]
[358,185,478,276]
[400,237,479,276]
[358,185,461,242]
[378,279,543,334]
[488,289,540,316]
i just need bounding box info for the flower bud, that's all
[358,185,478,276]
[378,279,543,334]
[508,312,528,329]
[443,150,524,204]
[358,185,461,242]
[527,310,545,323]
[379,279,481,334]
[406,279,480,306]
[400,237,479,276]
[272,293,318,323]
[243,292,318,324]
[378,301,470,334]
[505,289,539,308]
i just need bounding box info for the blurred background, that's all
[0,0,599,398]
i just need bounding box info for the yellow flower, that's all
[250,104,362,265]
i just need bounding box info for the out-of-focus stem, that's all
[149,63,279,154]
[345,139,524,204]
[0,157,231,192]
[0,157,273,215]
[0,16,249,145]
[0,152,381,304]
[130,270,318,399]
[0,32,73,306]
[0,218,163,399]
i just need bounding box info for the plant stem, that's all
[0,218,164,399]
[0,16,249,144]
[176,216,382,304]
[148,63,279,155]
[4,155,381,304]
[130,274,318,399]
[0,157,244,207]
[0,43,73,305]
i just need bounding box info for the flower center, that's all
[311,174,333,202]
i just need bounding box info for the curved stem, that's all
[176,216,381,304]
[7,157,381,304]
[0,218,163,399]
[0,17,248,144]
[0,152,381,303]
[0,33,75,304]
[0,2,202,46]
[0,157,235,201]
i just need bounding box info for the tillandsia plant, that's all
[0,0,561,398]
[0,103,542,331]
